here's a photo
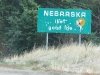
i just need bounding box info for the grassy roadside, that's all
[1,43,100,74]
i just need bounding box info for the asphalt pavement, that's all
[0,67,80,75]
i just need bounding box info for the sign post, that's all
[46,33,48,50]
[79,34,82,45]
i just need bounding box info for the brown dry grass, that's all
[3,43,100,74]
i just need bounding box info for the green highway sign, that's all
[37,8,91,34]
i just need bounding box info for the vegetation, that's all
[0,0,100,56]
[4,44,100,74]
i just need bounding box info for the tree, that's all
[0,0,46,55]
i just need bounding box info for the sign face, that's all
[37,8,91,34]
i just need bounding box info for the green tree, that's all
[0,0,45,55]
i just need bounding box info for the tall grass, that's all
[3,43,100,74]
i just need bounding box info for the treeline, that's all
[0,0,100,56]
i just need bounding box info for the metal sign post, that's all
[79,34,82,45]
[46,33,48,50]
